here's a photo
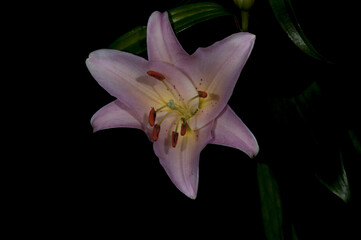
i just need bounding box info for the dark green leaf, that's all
[268,0,326,61]
[109,26,147,55]
[168,2,231,33]
[348,129,361,155]
[257,163,285,240]
[316,152,351,203]
[292,83,351,203]
[110,2,231,54]
[269,81,351,203]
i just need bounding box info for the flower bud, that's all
[233,0,255,11]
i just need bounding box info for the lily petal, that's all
[91,99,145,132]
[147,11,189,64]
[153,115,214,199]
[86,49,161,121]
[180,33,256,130]
[211,105,259,158]
[86,49,198,122]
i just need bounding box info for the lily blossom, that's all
[86,11,259,199]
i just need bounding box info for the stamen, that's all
[147,70,165,81]
[160,80,177,99]
[148,107,156,126]
[175,118,181,133]
[152,124,160,141]
[181,121,188,136]
[156,105,167,112]
[171,131,179,148]
[149,100,177,127]
[158,111,173,126]
[187,90,208,105]
[147,70,179,101]
[197,90,208,98]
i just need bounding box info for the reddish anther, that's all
[152,124,160,141]
[181,122,188,136]
[198,90,208,98]
[172,131,179,148]
[147,70,165,81]
[148,107,156,126]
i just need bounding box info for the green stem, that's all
[241,11,249,32]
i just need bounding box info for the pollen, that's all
[152,124,160,141]
[148,107,156,127]
[147,70,165,81]
[171,131,179,148]
[198,90,208,98]
[181,121,188,136]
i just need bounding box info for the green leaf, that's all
[268,0,326,61]
[168,2,231,33]
[348,129,361,155]
[109,26,147,55]
[292,83,351,203]
[316,151,351,203]
[257,163,285,240]
[110,2,231,54]
[270,81,352,203]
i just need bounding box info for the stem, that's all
[241,11,249,32]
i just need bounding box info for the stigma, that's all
[147,70,207,147]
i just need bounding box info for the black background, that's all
[13,0,359,238]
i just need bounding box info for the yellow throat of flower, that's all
[146,70,207,147]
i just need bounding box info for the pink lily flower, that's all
[86,11,259,199]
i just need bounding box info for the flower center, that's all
[147,70,207,147]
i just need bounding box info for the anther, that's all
[181,121,188,136]
[198,90,208,98]
[147,70,165,81]
[187,90,208,105]
[171,131,179,148]
[152,124,160,141]
[148,107,156,126]
[147,71,178,99]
